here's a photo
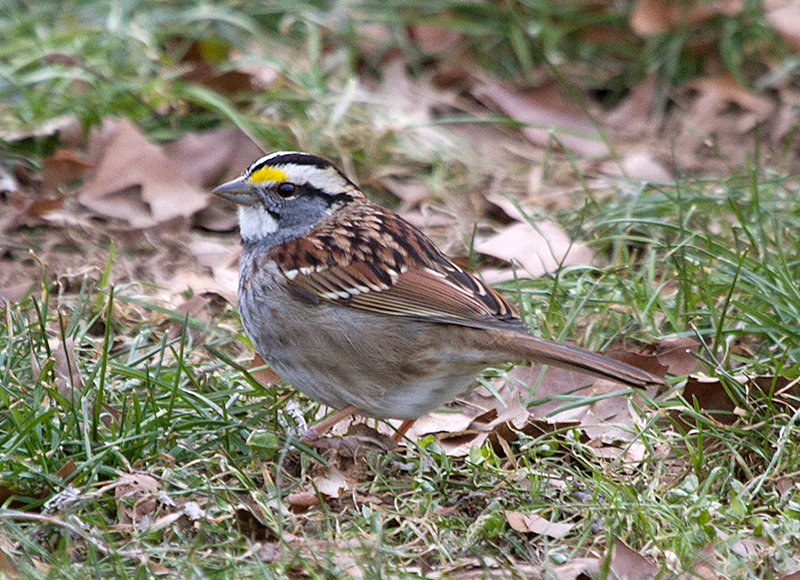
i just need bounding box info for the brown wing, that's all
[266,201,526,332]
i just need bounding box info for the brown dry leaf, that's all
[163,126,262,190]
[0,115,82,145]
[777,571,800,580]
[504,510,575,539]
[42,149,93,191]
[689,75,774,133]
[631,0,743,35]
[550,557,601,580]
[163,127,261,232]
[160,237,239,303]
[606,75,659,136]
[249,353,282,387]
[175,39,257,97]
[376,59,460,153]
[286,491,320,513]
[114,472,162,526]
[678,373,797,424]
[507,362,603,417]
[680,376,738,425]
[406,411,475,438]
[287,467,350,513]
[80,119,209,228]
[506,363,658,451]
[766,0,800,49]
[51,336,87,403]
[601,150,672,182]
[56,459,77,481]
[716,530,766,560]
[379,176,432,207]
[475,219,594,282]
[610,537,659,580]
[399,411,484,456]
[0,280,35,305]
[604,346,669,382]
[0,163,66,232]
[679,542,719,579]
[234,499,273,541]
[475,79,608,157]
[639,337,701,377]
[409,23,464,57]
[314,466,350,499]
[169,291,229,344]
[0,548,17,580]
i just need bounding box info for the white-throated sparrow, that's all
[214,152,664,440]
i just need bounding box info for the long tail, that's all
[493,332,665,388]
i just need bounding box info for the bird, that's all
[213,151,664,441]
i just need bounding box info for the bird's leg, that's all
[391,419,415,442]
[299,405,359,443]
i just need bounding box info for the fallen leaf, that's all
[679,542,718,579]
[693,74,774,116]
[162,126,262,190]
[475,79,608,157]
[314,466,349,499]
[0,115,81,144]
[42,149,93,191]
[287,467,351,513]
[376,58,460,153]
[610,537,659,580]
[249,353,282,387]
[639,337,701,377]
[605,75,660,137]
[0,280,35,305]
[409,23,465,56]
[175,39,257,97]
[51,336,84,401]
[80,119,209,228]
[0,548,17,580]
[114,472,162,525]
[766,0,800,50]
[604,345,669,381]
[550,557,601,580]
[680,376,738,425]
[286,491,321,513]
[504,510,575,539]
[611,150,672,182]
[379,176,432,207]
[631,0,743,35]
[475,219,594,282]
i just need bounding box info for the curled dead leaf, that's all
[504,510,575,539]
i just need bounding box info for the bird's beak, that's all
[212,176,258,205]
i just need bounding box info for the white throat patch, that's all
[239,205,278,240]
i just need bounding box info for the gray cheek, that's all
[272,195,330,232]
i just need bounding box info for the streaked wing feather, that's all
[269,201,524,331]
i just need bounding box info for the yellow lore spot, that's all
[249,165,288,183]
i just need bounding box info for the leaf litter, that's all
[2,16,800,575]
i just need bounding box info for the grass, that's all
[2,0,800,578]
[2,174,800,577]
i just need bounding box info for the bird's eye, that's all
[276,182,296,198]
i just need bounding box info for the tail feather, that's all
[495,332,665,389]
